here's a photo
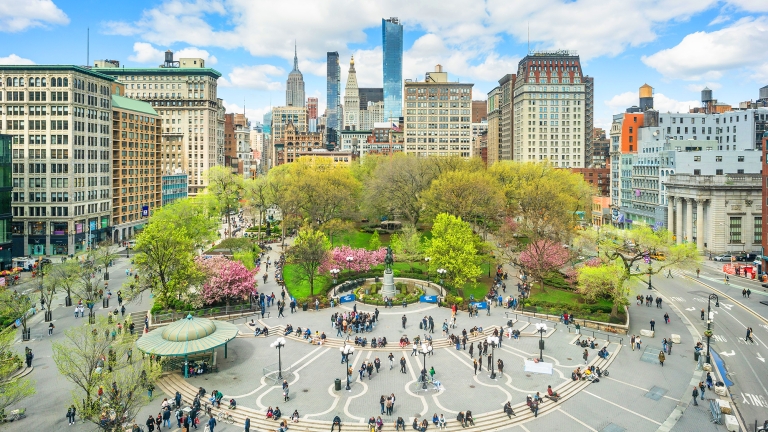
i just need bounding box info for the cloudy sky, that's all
[3,0,768,131]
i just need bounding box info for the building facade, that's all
[307,97,318,120]
[571,167,609,197]
[667,174,762,255]
[359,88,384,111]
[93,52,222,196]
[111,95,161,242]
[2,66,115,256]
[403,66,473,157]
[0,135,12,268]
[274,121,323,165]
[285,45,305,108]
[382,17,403,121]
[472,100,487,123]
[486,87,501,165]
[590,127,609,168]
[161,173,188,206]
[512,51,590,168]
[326,51,341,149]
[269,106,308,169]
[343,57,360,131]
[498,74,516,161]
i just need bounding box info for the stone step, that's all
[155,343,622,432]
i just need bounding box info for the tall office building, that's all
[93,51,222,195]
[307,97,318,120]
[0,135,11,268]
[2,66,115,255]
[403,65,473,157]
[343,57,360,130]
[326,51,341,148]
[486,87,501,165]
[382,17,403,121]
[286,44,305,108]
[512,51,591,167]
[498,74,516,161]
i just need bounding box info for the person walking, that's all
[696,268,700,278]
[583,349,589,364]
[282,380,289,401]
[650,319,655,332]
[66,405,74,425]
[331,415,342,431]
[402,315,407,329]
[699,382,706,401]
[473,358,478,375]
[692,386,699,406]
[388,353,394,370]
[746,327,755,343]
[146,415,156,432]
[497,359,504,377]
[747,289,752,298]
[664,313,670,324]
[742,289,747,298]
[207,415,217,432]
[48,322,55,336]
[163,407,171,428]
[469,342,474,357]
[636,336,642,351]
[244,417,250,432]
[658,351,665,367]
[630,335,636,351]
[400,356,406,374]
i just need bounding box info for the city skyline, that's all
[3,1,768,130]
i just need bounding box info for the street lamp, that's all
[424,257,431,282]
[346,256,354,276]
[437,268,447,286]
[270,337,286,380]
[340,344,355,390]
[419,343,433,389]
[647,264,653,290]
[330,268,340,285]
[487,335,499,379]
[535,323,548,362]
[706,294,719,364]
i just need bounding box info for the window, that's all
[693,169,701,175]
[730,217,742,244]
[738,156,744,162]
[716,169,723,175]
[694,156,701,161]
[716,156,722,162]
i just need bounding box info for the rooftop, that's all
[0,65,116,81]
[111,95,158,116]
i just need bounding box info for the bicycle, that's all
[217,411,234,424]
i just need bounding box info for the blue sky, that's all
[3,0,768,131]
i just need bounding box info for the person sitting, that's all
[584,368,593,381]
[284,325,293,336]
[395,416,406,431]
[465,411,474,426]
[228,399,236,409]
[599,347,610,359]
[371,338,378,348]
[503,401,515,417]
[291,410,299,422]
[197,387,206,399]
[456,412,466,428]
[295,327,302,337]
[208,390,218,405]
[526,395,533,407]
[432,413,439,426]
[595,366,603,377]
[573,367,583,380]
[512,329,520,340]
[273,406,282,421]
[546,385,560,401]
[412,418,420,430]
[303,328,311,339]
[263,326,269,337]
[420,419,429,432]
[266,406,274,419]
[368,416,377,430]
[376,416,384,432]
[399,337,407,347]
[277,421,288,432]
[438,414,446,429]
[248,319,256,327]
[381,337,388,348]
[589,339,596,349]
[214,390,223,407]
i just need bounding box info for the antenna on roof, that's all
[527,22,529,55]
[87,28,90,66]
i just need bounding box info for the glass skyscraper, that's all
[326,51,341,148]
[382,17,403,121]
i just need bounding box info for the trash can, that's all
[375,276,379,283]
[302,303,308,312]
[103,297,109,308]
[335,378,341,391]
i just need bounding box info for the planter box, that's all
[640,329,655,338]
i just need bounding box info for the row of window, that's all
[4,77,70,87]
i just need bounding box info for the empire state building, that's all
[286,43,305,108]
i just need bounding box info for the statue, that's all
[384,246,394,272]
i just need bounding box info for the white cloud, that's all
[708,14,731,25]
[0,54,35,65]
[724,0,768,12]
[653,93,701,113]
[0,0,68,32]
[128,42,219,65]
[642,17,768,80]
[605,91,638,114]
[220,65,284,91]
[685,82,722,92]
[222,101,271,125]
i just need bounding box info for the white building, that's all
[343,57,360,131]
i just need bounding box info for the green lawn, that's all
[282,264,330,299]
[526,287,619,323]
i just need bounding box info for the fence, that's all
[505,311,560,327]
[153,303,259,324]
[512,307,630,335]
[262,362,294,385]
[565,325,624,344]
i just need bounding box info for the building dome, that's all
[161,314,218,342]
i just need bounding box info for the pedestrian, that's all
[725,275,730,285]
[155,413,162,431]
[701,308,705,320]
[487,353,492,370]
[699,381,706,400]
[743,288,747,298]
[25,347,32,367]
[66,406,74,425]
[386,396,393,416]
[497,359,504,376]
[583,349,588,364]
[400,356,406,374]
[380,395,386,415]
[48,322,55,335]
[636,336,642,351]
[746,327,755,343]
[630,335,635,351]
[244,417,250,432]
[747,289,752,298]
[473,358,478,375]
[282,380,289,401]
[658,351,665,366]
[469,342,474,357]
[696,268,700,278]
[388,353,394,370]
[664,313,670,324]
[176,407,183,428]
[331,415,342,432]
[650,319,655,332]
[691,386,699,406]
[146,415,156,432]
[402,315,407,329]
[163,407,172,428]
[207,415,217,432]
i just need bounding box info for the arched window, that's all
[41,78,46,87]
[19,78,24,86]
[12,78,18,86]
[35,78,40,86]
[62,78,67,87]
[5,78,10,87]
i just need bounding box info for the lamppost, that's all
[340,344,355,390]
[647,264,653,290]
[706,294,719,364]
[330,268,340,285]
[419,343,433,389]
[487,335,499,379]
[437,268,446,286]
[270,337,286,380]
[535,323,548,362]
[424,257,431,282]
[346,256,354,276]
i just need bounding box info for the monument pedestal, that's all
[381,270,396,298]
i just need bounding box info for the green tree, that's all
[151,197,218,248]
[0,328,34,414]
[0,290,33,343]
[579,225,700,318]
[286,227,330,296]
[425,213,482,290]
[576,260,625,303]
[266,164,301,247]
[368,230,381,250]
[53,317,162,432]
[322,218,356,247]
[288,158,361,225]
[131,220,199,309]
[390,223,423,271]
[243,176,272,241]
[206,166,244,238]
[46,259,80,304]
[362,154,438,225]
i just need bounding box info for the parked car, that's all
[39,258,52,266]
[651,252,666,261]
[713,255,733,262]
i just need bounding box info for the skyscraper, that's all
[382,17,403,121]
[326,51,340,130]
[343,57,360,130]
[286,43,305,108]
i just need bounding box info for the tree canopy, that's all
[286,227,330,296]
[425,213,482,290]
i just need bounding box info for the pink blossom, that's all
[319,246,387,275]
[519,239,571,276]
[196,256,256,305]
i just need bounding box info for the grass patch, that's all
[282,264,330,299]
[525,287,622,323]
[330,230,392,249]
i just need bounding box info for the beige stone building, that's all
[275,121,323,165]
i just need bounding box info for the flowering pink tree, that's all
[195,256,256,306]
[518,239,571,292]
[319,246,387,275]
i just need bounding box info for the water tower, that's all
[639,84,654,111]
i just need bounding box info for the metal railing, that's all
[153,303,259,324]
[565,326,623,344]
[505,311,560,327]
[261,362,294,385]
